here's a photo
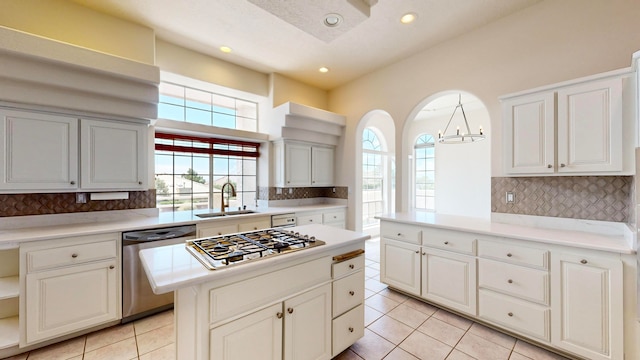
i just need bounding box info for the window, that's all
[154,133,259,212]
[414,134,435,210]
[158,82,258,132]
[362,128,385,228]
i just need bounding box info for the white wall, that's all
[328,0,640,227]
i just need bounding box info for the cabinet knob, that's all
[70,181,76,185]
[415,250,419,254]
[349,290,355,296]
[397,233,402,236]
[276,312,283,319]
[560,163,566,168]
[109,265,115,269]
[138,181,143,185]
[349,264,354,269]
[71,253,78,258]
[217,232,222,235]
[507,279,513,284]
[444,241,449,245]
[506,253,513,257]
[312,181,315,183]
[348,327,354,333]
[547,164,552,169]
[310,219,313,222]
[422,252,426,255]
[580,259,588,264]
[508,312,513,317]
[287,307,294,314]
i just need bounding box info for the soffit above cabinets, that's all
[269,102,346,146]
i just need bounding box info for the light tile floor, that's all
[3,237,574,360]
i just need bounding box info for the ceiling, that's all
[70,0,541,90]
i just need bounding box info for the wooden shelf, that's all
[0,276,18,300]
[0,316,18,350]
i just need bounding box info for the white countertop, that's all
[0,204,347,247]
[138,224,369,294]
[378,212,635,254]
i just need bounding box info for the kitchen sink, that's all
[195,210,257,218]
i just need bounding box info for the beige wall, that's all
[328,0,640,219]
[270,73,328,109]
[0,0,155,64]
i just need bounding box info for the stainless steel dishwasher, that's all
[121,224,197,323]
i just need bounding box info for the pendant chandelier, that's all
[438,94,485,144]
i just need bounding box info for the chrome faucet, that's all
[220,182,236,213]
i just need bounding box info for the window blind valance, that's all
[155,132,260,158]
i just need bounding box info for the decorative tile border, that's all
[0,190,156,217]
[258,186,348,200]
[491,176,632,223]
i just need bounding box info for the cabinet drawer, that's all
[332,304,364,357]
[478,240,548,269]
[332,254,364,279]
[478,259,549,305]
[323,210,345,223]
[380,222,421,244]
[333,271,364,317]
[479,290,550,341]
[27,240,117,272]
[422,228,476,255]
[198,223,238,237]
[297,213,322,225]
[238,219,271,232]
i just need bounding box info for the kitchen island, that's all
[377,212,638,360]
[139,224,368,360]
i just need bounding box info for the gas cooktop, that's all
[185,228,326,270]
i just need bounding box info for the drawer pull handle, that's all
[444,241,449,245]
[507,279,513,284]
[109,265,115,269]
[349,264,355,269]
[287,307,294,314]
[580,259,588,264]
[349,291,355,296]
[348,327,354,333]
[71,253,78,258]
[508,312,513,317]
[276,312,283,319]
[333,249,365,262]
[506,253,513,257]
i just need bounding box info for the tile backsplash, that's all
[258,186,348,200]
[0,190,156,217]
[491,176,633,223]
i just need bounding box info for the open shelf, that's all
[0,316,18,350]
[0,276,18,300]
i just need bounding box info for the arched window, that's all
[362,128,385,228]
[414,134,435,210]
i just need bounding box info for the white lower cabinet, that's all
[296,208,347,229]
[551,252,623,360]
[197,215,271,237]
[331,254,365,356]
[25,260,118,344]
[20,233,120,347]
[379,220,627,360]
[210,283,331,360]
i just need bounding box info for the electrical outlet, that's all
[276,188,282,195]
[76,193,87,204]
[288,188,293,194]
[506,192,515,204]
[332,187,336,193]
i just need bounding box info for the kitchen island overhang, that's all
[139,224,369,360]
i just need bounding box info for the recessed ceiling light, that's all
[319,67,329,73]
[324,13,343,27]
[400,13,417,24]
[220,46,232,53]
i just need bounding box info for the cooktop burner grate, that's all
[186,228,325,270]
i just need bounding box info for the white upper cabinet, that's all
[502,71,632,175]
[0,109,78,190]
[80,119,147,190]
[273,140,335,187]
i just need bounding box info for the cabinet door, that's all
[551,252,623,360]
[557,78,622,173]
[210,303,283,360]
[0,109,78,191]
[503,92,555,174]
[311,147,334,186]
[24,259,118,345]
[422,248,477,316]
[284,283,331,360]
[380,239,421,296]
[81,119,147,190]
[284,143,311,186]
